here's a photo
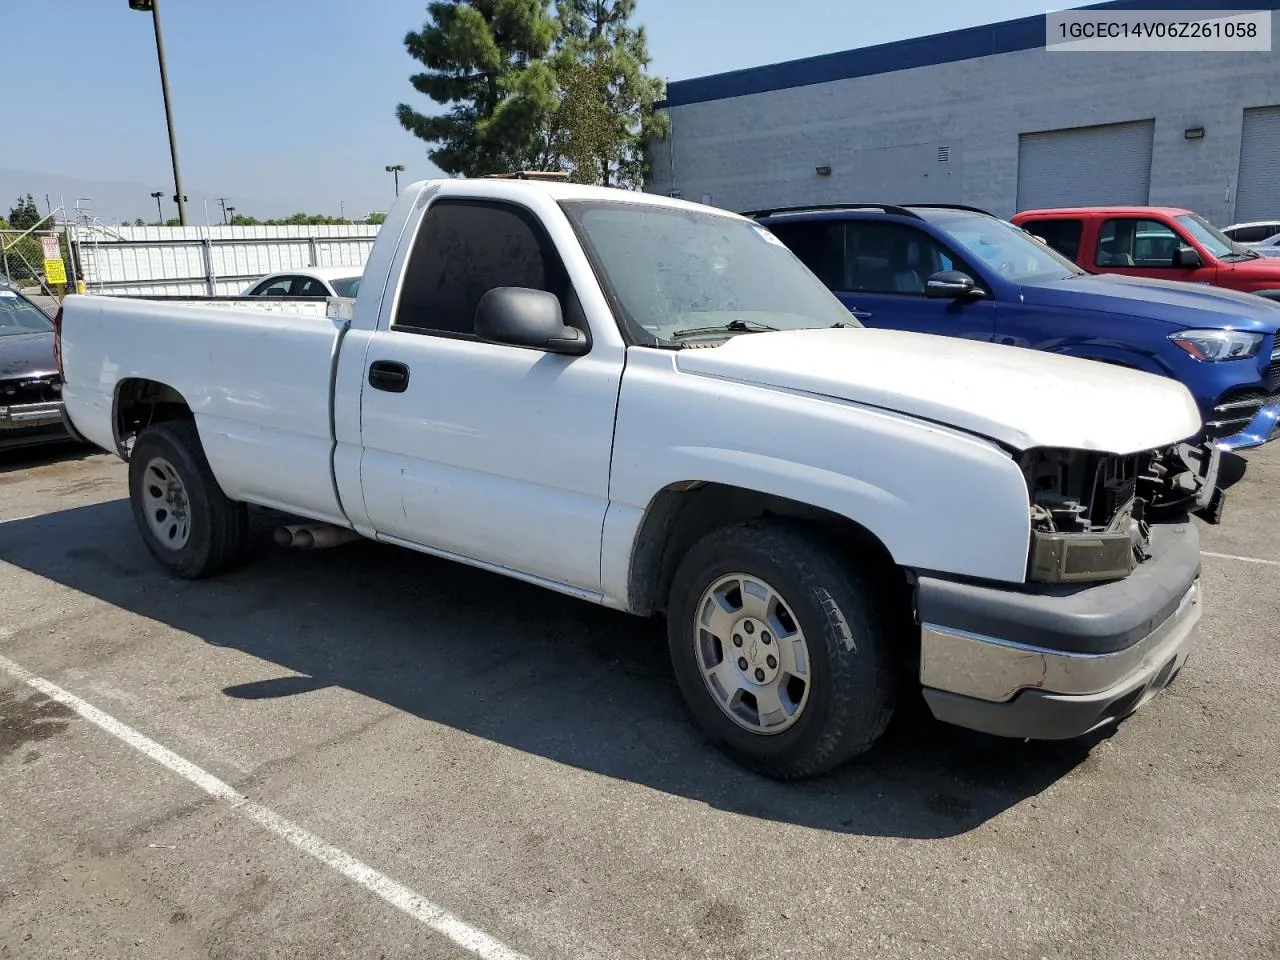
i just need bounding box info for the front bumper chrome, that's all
[0,400,64,429]
[914,520,1201,740]
[920,579,1200,703]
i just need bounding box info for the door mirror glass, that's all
[474,287,588,355]
[1173,246,1203,269]
[925,270,985,299]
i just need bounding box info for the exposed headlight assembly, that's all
[1169,329,1264,361]
[1029,530,1135,583]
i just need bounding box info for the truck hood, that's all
[1023,273,1280,332]
[1218,255,1280,287]
[0,332,57,381]
[673,327,1202,454]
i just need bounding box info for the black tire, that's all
[128,420,248,579]
[666,521,898,780]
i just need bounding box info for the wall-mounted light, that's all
[1184,126,1206,140]
[815,165,832,177]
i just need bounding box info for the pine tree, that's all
[7,194,42,231]
[397,0,559,176]
[549,0,666,188]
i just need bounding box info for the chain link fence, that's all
[0,226,77,297]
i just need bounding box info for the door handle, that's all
[368,360,410,393]
[849,307,873,321]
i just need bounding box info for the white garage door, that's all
[1235,106,1280,223]
[1016,120,1154,211]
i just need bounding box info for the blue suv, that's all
[754,204,1280,453]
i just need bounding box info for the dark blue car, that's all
[755,204,1280,452]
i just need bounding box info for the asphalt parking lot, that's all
[1,440,1278,959]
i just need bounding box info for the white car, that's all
[1221,220,1280,244]
[58,177,1205,779]
[1246,234,1280,258]
[243,265,363,299]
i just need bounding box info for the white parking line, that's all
[0,652,531,960]
[1202,551,1280,567]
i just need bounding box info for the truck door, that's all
[836,220,998,342]
[1093,216,1219,284]
[356,198,623,594]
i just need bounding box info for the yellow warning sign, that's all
[44,258,67,285]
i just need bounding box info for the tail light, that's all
[53,306,64,378]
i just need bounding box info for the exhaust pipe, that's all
[273,523,361,550]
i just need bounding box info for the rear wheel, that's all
[128,421,248,579]
[666,521,898,780]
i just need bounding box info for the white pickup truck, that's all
[57,177,1205,779]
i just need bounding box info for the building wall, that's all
[649,10,1280,224]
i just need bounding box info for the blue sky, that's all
[1,0,1055,224]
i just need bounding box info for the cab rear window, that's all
[1023,219,1083,261]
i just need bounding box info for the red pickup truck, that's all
[1012,207,1280,302]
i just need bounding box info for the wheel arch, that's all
[113,377,195,460]
[626,481,907,619]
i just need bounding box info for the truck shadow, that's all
[2,499,1105,840]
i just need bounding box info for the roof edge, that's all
[661,0,1280,108]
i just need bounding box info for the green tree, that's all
[228,214,261,226]
[397,0,559,176]
[7,194,42,231]
[549,0,666,188]
[366,212,388,225]
[271,212,352,226]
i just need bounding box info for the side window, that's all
[764,221,846,290]
[1228,225,1266,243]
[841,222,973,296]
[394,200,569,337]
[1097,219,1181,268]
[296,277,330,297]
[252,276,297,296]
[1025,219,1083,261]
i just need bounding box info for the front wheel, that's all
[128,421,248,579]
[666,521,898,780]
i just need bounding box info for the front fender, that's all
[1045,345,1168,377]
[601,354,1035,605]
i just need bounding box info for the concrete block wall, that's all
[650,10,1280,224]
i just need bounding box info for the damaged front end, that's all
[1021,444,1220,584]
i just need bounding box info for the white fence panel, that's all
[70,223,381,297]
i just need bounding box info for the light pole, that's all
[149,191,164,224]
[385,164,406,197]
[129,0,188,226]
[215,197,230,225]
[226,205,236,223]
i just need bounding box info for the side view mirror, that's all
[925,270,986,300]
[1173,246,1203,269]
[474,287,589,356]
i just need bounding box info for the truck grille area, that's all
[1,375,61,405]
[1022,448,1150,534]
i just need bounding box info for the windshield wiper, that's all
[671,318,779,339]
